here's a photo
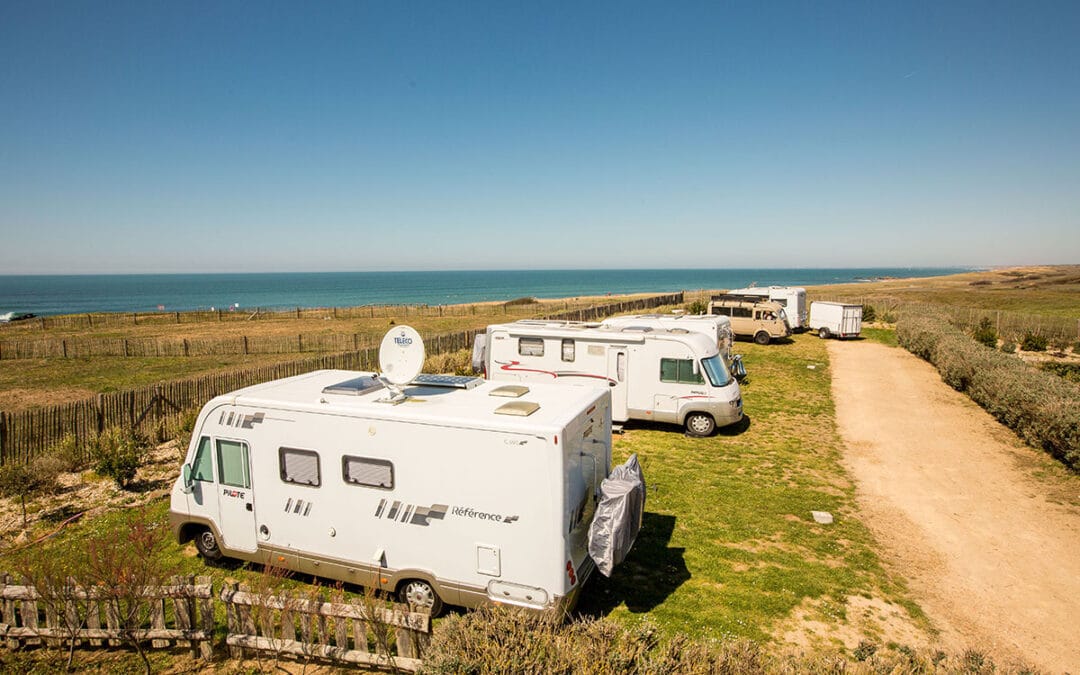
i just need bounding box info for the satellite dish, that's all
[379,326,425,386]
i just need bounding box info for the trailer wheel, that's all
[685,412,716,437]
[399,579,443,616]
[194,528,223,561]
[753,331,771,345]
[818,327,830,339]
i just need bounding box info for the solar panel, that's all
[410,374,484,389]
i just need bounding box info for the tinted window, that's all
[519,337,544,356]
[192,436,213,481]
[343,456,394,489]
[280,447,320,487]
[659,358,704,384]
[217,439,250,488]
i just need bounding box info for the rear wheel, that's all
[818,327,830,339]
[194,527,223,561]
[753,331,770,345]
[399,579,443,616]
[685,412,716,437]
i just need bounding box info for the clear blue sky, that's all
[2,1,1078,274]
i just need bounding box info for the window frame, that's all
[279,446,322,488]
[191,436,214,482]
[518,337,544,357]
[659,357,705,385]
[341,455,395,490]
[216,439,251,489]
[561,338,575,362]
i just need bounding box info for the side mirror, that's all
[692,360,700,375]
[181,464,194,494]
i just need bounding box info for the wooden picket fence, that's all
[221,581,429,672]
[0,293,682,465]
[0,574,214,658]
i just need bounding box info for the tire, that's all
[398,579,444,616]
[685,412,716,437]
[753,331,770,345]
[818,327,830,339]
[194,527,223,561]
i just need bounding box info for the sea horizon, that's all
[1,267,979,317]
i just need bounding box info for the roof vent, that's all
[322,376,385,397]
[489,385,529,398]
[494,401,540,417]
[411,374,483,389]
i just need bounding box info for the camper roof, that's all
[212,369,605,434]
[489,321,719,354]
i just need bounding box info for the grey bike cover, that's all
[588,453,646,577]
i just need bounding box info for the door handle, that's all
[246,503,253,512]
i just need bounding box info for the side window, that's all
[660,358,704,384]
[191,436,213,481]
[561,338,575,362]
[519,337,544,357]
[732,306,752,318]
[280,447,321,487]
[774,298,788,307]
[216,439,250,489]
[342,456,394,489]
[710,306,730,316]
[616,352,626,382]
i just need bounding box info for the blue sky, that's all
[1,1,1078,274]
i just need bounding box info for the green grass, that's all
[4,333,922,655]
[577,333,921,641]
[860,327,898,347]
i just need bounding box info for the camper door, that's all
[607,347,628,422]
[192,435,258,554]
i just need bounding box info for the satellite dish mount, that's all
[377,326,425,404]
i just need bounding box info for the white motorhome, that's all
[724,287,807,331]
[169,328,634,616]
[809,301,863,339]
[599,314,735,361]
[476,320,742,436]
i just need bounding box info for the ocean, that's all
[0,268,973,317]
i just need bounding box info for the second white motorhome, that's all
[599,313,746,379]
[476,320,742,436]
[723,287,807,331]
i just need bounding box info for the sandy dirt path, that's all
[828,340,1080,673]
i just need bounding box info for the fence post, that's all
[0,411,6,466]
[62,339,68,358]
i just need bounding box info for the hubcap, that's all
[199,531,217,551]
[404,582,435,609]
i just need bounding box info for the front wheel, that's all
[753,331,771,345]
[398,579,444,616]
[818,327,830,339]
[194,527,223,561]
[685,412,716,437]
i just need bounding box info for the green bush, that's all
[50,433,86,473]
[861,305,877,323]
[686,300,708,315]
[0,454,64,526]
[1020,332,1048,351]
[898,314,1080,471]
[92,427,149,489]
[1000,341,1017,354]
[971,317,998,349]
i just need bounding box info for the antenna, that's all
[377,326,425,403]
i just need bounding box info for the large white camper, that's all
[476,320,742,436]
[170,327,641,616]
[599,314,735,361]
[724,286,807,331]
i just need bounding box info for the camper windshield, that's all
[700,355,731,387]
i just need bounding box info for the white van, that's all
[476,320,742,436]
[169,366,624,616]
[809,301,863,339]
[599,314,746,379]
[724,287,807,331]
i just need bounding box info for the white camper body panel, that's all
[482,320,742,433]
[599,314,735,362]
[809,301,863,339]
[726,287,807,330]
[169,369,612,613]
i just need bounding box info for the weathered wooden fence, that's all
[221,582,429,672]
[0,294,684,361]
[0,574,214,658]
[0,293,683,464]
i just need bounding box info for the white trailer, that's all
[724,286,807,331]
[477,320,742,436]
[809,301,863,339]
[170,328,634,616]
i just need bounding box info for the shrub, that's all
[861,305,877,322]
[1020,332,1048,351]
[92,427,149,489]
[898,313,1080,471]
[686,300,708,315]
[504,296,539,307]
[0,454,63,526]
[880,311,897,323]
[50,433,86,473]
[1000,342,1017,354]
[972,317,998,348]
